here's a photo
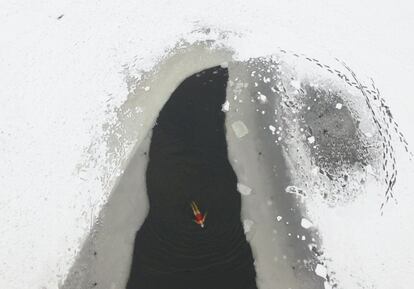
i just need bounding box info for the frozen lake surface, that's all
[2,1,414,289]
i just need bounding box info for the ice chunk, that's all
[276,216,283,222]
[237,183,252,195]
[315,264,327,279]
[335,103,343,109]
[285,185,306,197]
[301,218,313,229]
[144,86,150,91]
[243,219,254,233]
[269,125,276,134]
[231,120,249,138]
[257,92,268,103]
[221,100,230,112]
[307,136,315,144]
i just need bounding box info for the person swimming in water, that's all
[190,201,207,228]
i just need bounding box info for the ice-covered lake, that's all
[1,1,414,289]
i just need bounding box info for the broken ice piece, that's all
[307,136,315,144]
[269,125,276,134]
[257,92,268,103]
[335,103,343,109]
[315,264,327,279]
[221,100,230,112]
[276,216,283,222]
[301,218,313,229]
[243,219,254,233]
[237,183,252,196]
[231,120,249,138]
[285,185,306,197]
[144,86,150,91]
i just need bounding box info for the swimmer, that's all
[190,201,207,228]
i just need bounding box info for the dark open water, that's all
[126,66,257,289]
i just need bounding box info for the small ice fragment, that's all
[276,216,283,222]
[301,235,306,241]
[301,218,313,229]
[231,121,249,138]
[269,125,276,134]
[335,103,343,109]
[144,86,150,91]
[290,80,301,89]
[285,185,305,197]
[237,183,252,196]
[307,136,315,144]
[315,264,327,279]
[258,92,267,103]
[243,219,254,233]
[221,100,230,112]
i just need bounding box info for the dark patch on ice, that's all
[254,49,412,212]
[125,66,257,289]
[301,86,369,166]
